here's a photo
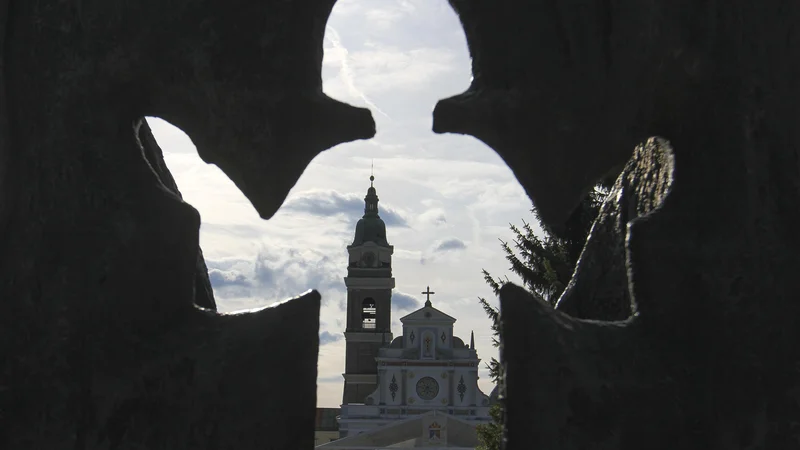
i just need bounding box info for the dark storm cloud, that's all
[392,291,421,310]
[433,237,467,252]
[282,190,409,227]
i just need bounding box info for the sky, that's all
[148,0,540,408]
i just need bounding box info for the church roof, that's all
[315,410,480,449]
[315,408,340,432]
[489,385,501,406]
[399,302,456,323]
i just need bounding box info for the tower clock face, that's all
[415,376,439,400]
[360,251,376,267]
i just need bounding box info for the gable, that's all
[399,306,456,324]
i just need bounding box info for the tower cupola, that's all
[352,175,389,247]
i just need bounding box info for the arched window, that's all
[422,331,435,359]
[361,298,376,329]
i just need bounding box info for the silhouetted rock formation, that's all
[137,120,216,311]
[0,1,373,449]
[437,1,800,448]
[556,137,673,322]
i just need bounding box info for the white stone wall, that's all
[379,365,488,408]
[402,323,455,352]
[452,367,482,406]
[378,369,403,406]
[374,363,487,407]
[348,365,490,412]
[404,367,453,406]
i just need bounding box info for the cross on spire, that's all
[421,286,435,307]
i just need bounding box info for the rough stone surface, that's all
[137,120,216,311]
[0,0,372,449]
[500,284,686,449]
[556,137,674,322]
[436,1,800,449]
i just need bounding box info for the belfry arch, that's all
[361,297,376,329]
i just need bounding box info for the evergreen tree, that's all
[476,404,504,450]
[475,186,607,450]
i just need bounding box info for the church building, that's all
[317,176,492,449]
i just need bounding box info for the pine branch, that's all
[475,185,608,450]
[481,269,503,297]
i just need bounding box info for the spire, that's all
[470,330,475,350]
[363,174,379,217]
[351,171,390,247]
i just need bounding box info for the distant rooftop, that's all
[315,407,341,431]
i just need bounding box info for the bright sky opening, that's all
[148,0,536,408]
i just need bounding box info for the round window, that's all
[415,376,440,400]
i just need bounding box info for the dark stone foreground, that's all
[2,0,799,448]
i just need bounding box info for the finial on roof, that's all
[370,160,374,187]
[470,330,475,350]
[363,170,379,217]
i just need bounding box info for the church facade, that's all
[319,177,491,449]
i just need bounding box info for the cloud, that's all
[419,238,468,265]
[205,245,347,312]
[207,267,253,299]
[324,26,390,118]
[392,291,421,311]
[364,7,413,30]
[320,331,344,346]
[318,374,344,383]
[208,268,249,288]
[346,47,458,94]
[434,238,467,252]
[252,249,344,298]
[282,190,409,227]
[417,208,447,227]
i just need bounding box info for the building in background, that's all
[317,177,491,449]
[340,175,395,406]
[314,408,340,446]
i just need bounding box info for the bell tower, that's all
[342,175,395,405]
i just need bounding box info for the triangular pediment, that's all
[399,304,456,324]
